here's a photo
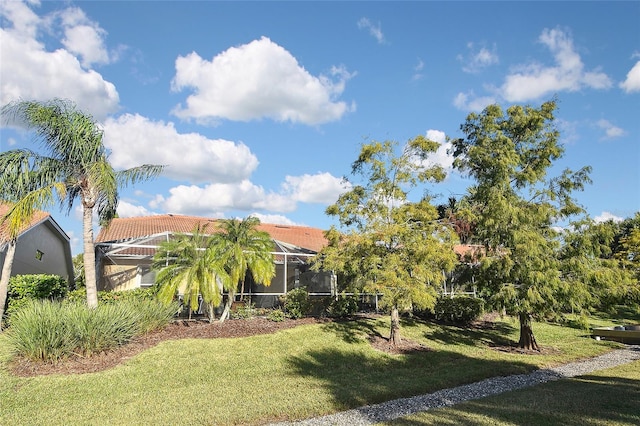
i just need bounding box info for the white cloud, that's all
[157,181,297,217]
[620,60,640,93]
[357,17,386,44]
[0,1,119,120]
[57,7,110,67]
[595,119,625,140]
[412,58,425,81]
[171,37,355,125]
[116,200,155,218]
[594,211,624,223]
[453,91,496,112]
[459,42,499,73]
[423,129,454,173]
[282,172,350,204]
[499,28,612,102]
[103,114,258,184]
[249,213,299,226]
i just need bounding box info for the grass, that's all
[0,313,633,425]
[382,360,640,426]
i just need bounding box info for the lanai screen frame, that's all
[95,231,336,297]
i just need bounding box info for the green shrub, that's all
[6,298,177,362]
[326,294,359,318]
[6,274,68,316]
[267,308,286,322]
[231,302,255,319]
[66,287,158,304]
[431,296,484,324]
[281,287,312,319]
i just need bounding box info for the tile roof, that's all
[96,214,329,253]
[0,203,51,243]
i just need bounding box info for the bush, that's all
[231,302,255,320]
[431,296,484,325]
[6,274,68,316]
[66,287,158,304]
[6,299,178,362]
[267,308,286,322]
[326,294,359,318]
[281,287,312,319]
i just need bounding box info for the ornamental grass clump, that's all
[5,300,76,362]
[6,299,177,362]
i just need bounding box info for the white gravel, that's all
[270,346,640,426]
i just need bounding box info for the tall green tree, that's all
[451,100,591,350]
[1,99,163,308]
[558,218,637,318]
[152,225,229,322]
[319,136,458,346]
[211,217,276,322]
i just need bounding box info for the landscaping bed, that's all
[10,316,321,377]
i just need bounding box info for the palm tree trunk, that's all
[83,205,99,308]
[389,305,401,346]
[0,241,17,330]
[207,302,216,323]
[220,291,234,322]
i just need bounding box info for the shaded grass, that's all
[382,360,640,426]
[0,315,628,425]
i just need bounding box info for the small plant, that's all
[267,308,286,322]
[282,287,311,319]
[232,302,255,319]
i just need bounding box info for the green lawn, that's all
[0,314,632,425]
[383,360,640,426]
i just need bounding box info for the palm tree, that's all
[0,159,66,328]
[152,225,229,322]
[1,99,163,308]
[212,217,276,322]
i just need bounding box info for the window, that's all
[35,250,44,261]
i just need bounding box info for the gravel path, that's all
[270,346,640,426]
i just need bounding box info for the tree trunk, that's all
[389,305,401,346]
[239,278,245,302]
[207,302,216,323]
[0,241,17,330]
[518,312,539,351]
[83,205,98,308]
[219,291,234,323]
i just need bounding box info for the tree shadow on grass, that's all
[422,321,517,348]
[286,346,535,418]
[386,372,640,425]
[319,316,386,344]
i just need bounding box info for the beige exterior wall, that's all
[99,259,141,291]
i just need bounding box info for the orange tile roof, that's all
[0,203,51,243]
[96,214,329,253]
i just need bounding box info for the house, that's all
[0,204,74,286]
[94,214,334,308]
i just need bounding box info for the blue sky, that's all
[1,1,639,254]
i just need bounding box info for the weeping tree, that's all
[319,136,458,346]
[451,100,591,350]
[152,224,230,322]
[211,217,276,323]
[1,99,164,308]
